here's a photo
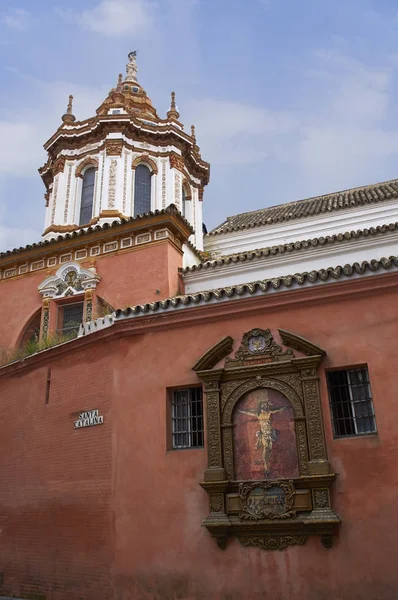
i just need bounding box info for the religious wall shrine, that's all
[0,53,398,600]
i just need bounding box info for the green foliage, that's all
[0,330,78,367]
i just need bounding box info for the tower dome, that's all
[39,52,210,250]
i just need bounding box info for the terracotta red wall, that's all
[94,240,183,309]
[0,272,44,348]
[1,279,397,600]
[0,347,113,600]
[0,239,183,351]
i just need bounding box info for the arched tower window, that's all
[79,168,95,226]
[182,187,186,218]
[134,164,151,216]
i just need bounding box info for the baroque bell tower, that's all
[39,52,210,250]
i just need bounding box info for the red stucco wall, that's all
[0,277,397,600]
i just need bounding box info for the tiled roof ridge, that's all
[182,221,398,274]
[0,204,191,259]
[114,255,398,318]
[208,177,398,236]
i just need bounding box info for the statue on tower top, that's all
[126,51,138,82]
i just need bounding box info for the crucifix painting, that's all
[233,388,299,480]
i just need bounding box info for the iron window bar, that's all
[327,367,377,438]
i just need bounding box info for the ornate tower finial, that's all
[126,50,138,82]
[191,124,200,153]
[167,91,180,120]
[62,94,76,124]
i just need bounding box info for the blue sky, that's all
[1,0,398,250]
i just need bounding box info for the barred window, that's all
[57,301,84,338]
[171,388,204,449]
[134,164,151,216]
[327,367,377,438]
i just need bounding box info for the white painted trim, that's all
[185,230,398,293]
[205,198,398,256]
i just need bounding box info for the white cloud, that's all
[0,73,107,179]
[1,8,31,31]
[0,75,107,251]
[0,223,41,253]
[64,0,154,37]
[188,99,297,165]
[294,48,398,194]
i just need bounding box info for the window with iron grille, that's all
[327,367,377,438]
[133,164,151,216]
[57,301,84,337]
[171,387,204,449]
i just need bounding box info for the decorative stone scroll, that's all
[194,328,340,551]
[38,262,100,300]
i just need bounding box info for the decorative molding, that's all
[99,152,105,212]
[161,159,167,208]
[38,262,100,299]
[182,178,192,200]
[1,207,191,282]
[136,232,151,245]
[227,328,293,364]
[131,154,158,174]
[278,329,326,357]
[103,241,118,253]
[122,151,128,213]
[41,300,50,339]
[174,172,181,209]
[169,152,185,172]
[192,336,234,371]
[105,140,123,156]
[108,159,117,209]
[239,535,308,551]
[52,157,66,176]
[75,157,99,178]
[85,288,93,322]
[196,328,340,551]
[63,163,72,223]
[51,176,59,225]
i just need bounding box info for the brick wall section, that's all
[0,345,113,600]
[0,273,43,348]
[94,240,183,309]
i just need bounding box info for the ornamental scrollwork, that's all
[227,328,293,363]
[314,489,329,509]
[302,379,326,460]
[205,390,222,468]
[239,535,308,551]
[210,495,223,513]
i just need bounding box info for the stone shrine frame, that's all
[193,328,340,551]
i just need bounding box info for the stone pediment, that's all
[38,262,100,299]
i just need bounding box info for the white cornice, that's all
[185,228,398,293]
[205,198,398,256]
